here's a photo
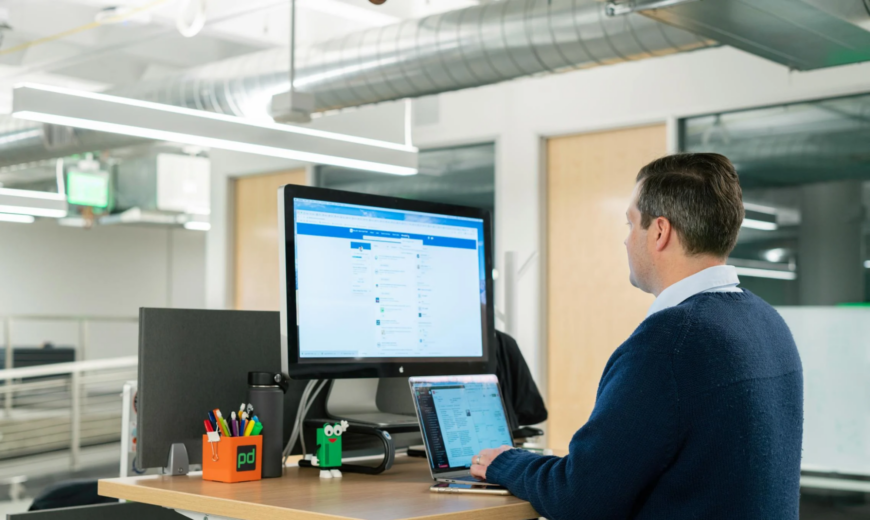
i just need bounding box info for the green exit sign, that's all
[67,170,110,208]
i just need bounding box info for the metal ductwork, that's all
[0,0,714,167]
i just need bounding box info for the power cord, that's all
[282,379,329,464]
[298,380,328,456]
[282,380,316,463]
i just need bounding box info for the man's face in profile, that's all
[625,182,652,293]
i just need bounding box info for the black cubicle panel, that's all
[138,308,311,468]
[9,502,185,519]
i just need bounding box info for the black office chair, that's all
[28,480,116,511]
[494,330,548,443]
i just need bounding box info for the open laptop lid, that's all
[409,374,513,478]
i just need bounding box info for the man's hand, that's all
[469,445,513,480]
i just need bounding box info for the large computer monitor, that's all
[278,185,494,380]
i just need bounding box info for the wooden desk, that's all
[99,455,539,520]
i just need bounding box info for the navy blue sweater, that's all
[488,291,803,519]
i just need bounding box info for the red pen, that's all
[204,419,214,433]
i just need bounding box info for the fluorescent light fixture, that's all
[864,260,870,269]
[733,266,796,280]
[12,84,418,176]
[184,221,211,231]
[742,219,778,231]
[0,204,66,217]
[0,213,35,224]
[742,207,778,231]
[0,187,66,201]
[763,248,788,263]
[0,187,68,218]
[0,128,41,145]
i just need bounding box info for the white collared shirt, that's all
[646,265,742,318]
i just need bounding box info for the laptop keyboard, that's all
[450,475,483,482]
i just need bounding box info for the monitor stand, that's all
[326,378,418,428]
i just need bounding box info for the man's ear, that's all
[653,217,673,252]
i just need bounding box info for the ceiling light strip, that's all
[733,266,796,280]
[741,219,778,231]
[15,83,416,152]
[0,204,67,218]
[13,111,417,176]
[0,213,36,224]
[0,187,67,201]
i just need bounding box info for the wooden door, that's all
[546,124,666,450]
[234,169,307,311]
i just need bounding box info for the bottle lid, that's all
[248,371,290,393]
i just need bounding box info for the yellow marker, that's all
[243,419,255,437]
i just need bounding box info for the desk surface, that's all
[99,455,539,520]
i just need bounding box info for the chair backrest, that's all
[12,502,184,519]
[494,330,548,432]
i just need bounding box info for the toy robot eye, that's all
[324,425,334,436]
[334,426,343,437]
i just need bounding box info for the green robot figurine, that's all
[313,420,348,478]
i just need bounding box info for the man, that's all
[471,153,803,519]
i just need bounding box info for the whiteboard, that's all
[776,307,870,476]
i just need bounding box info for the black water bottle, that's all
[247,371,289,478]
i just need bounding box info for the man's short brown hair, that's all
[636,153,744,258]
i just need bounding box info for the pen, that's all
[215,410,230,437]
[204,419,214,433]
[207,411,218,431]
[240,418,246,434]
[244,420,255,436]
[251,418,263,436]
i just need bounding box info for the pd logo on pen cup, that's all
[236,445,257,471]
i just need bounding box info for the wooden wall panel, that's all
[546,124,666,450]
[234,169,307,311]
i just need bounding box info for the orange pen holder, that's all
[202,434,263,483]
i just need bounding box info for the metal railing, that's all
[0,357,137,471]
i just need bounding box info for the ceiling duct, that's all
[0,0,713,167]
[629,0,870,70]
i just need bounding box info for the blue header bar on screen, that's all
[294,197,483,229]
[300,223,477,250]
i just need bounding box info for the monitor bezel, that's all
[279,184,495,379]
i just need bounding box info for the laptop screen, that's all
[410,375,513,474]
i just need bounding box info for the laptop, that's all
[409,374,513,492]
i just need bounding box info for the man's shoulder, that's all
[626,290,786,350]
[621,305,695,356]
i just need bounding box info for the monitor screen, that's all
[293,197,486,361]
[410,375,512,473]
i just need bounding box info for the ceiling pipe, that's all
[0,0,713,167]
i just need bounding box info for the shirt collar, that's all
[646,265,741,318]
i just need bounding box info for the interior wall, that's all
[234,169,308,311]
[204,45,870,437]
[0,220,205,360]
[411,45,870,405]
[546,124,664,450]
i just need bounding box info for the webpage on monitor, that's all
[293,198,486,360]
